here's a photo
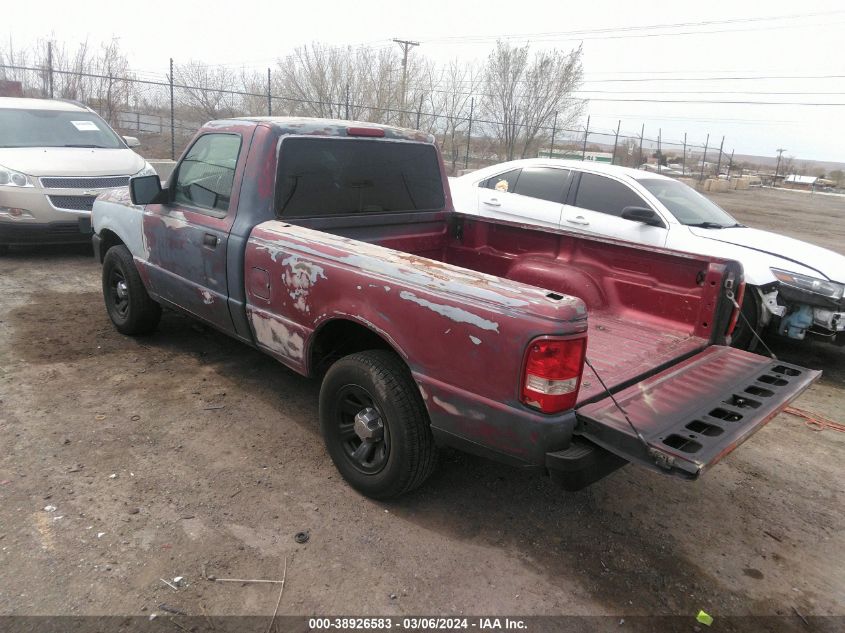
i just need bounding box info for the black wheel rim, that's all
[108,267,130,319]
[335,385,390,475]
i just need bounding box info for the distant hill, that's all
[729,154,845,174]
[584,141,844,175]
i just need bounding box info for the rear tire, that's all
[102,245,161,335]
[319,350,437,499]
[730,288,761,351]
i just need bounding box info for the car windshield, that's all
[638,178,741,228]
[0,108,124,149]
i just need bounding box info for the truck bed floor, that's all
[578,312,705,404]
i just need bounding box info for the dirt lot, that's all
[707,187,845,255]
[0,188,843,626]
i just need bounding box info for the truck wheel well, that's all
[98,229,125,263]
[309,319,397,377]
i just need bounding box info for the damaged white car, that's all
[449,159,845,350]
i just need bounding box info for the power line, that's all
[589,113,800,125]
[432,73,845,89]
[578,67,842,75]
[422,9,845,42]
[580,73,845,83]
[578,89,845,95]
[423,12,845,44]
[579,97,845,106]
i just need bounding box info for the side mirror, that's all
[129,175,166,205]
[123,135,141,148]
[621,206,665,228]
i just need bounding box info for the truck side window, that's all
[512,167,571,203]
[482,168,521,193]
[173,133,242,213]
[574,172,649,217]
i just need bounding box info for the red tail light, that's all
[727,279,747,336]
[521,337,586,414]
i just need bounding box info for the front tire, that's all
[102,245,161,335]
[319,350,437,499]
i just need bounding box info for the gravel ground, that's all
[0,187,843,625]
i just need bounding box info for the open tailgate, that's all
[575,346,820,479]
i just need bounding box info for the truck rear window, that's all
[275,137,445,217]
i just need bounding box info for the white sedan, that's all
[449,158,845,349]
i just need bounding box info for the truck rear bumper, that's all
[545,440,628,490]
[414,372,578,469]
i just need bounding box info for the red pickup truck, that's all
[91,117,819,499]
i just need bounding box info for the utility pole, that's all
[267,68,272,116]
[611,120,620,165]
[774,148,787,187]
[715,135,725,177]
[682,132,687,176]
[637,124,645,168]
[581,115,590,160]
[657,128,662,174]
[549,111,558,158]
[699,133,710,182]
[47,41,54,98]
[169,58,175,161]
[416,93,424,129]
[393,38,419,127]
[464,97,474,169]
[345,83,350,120]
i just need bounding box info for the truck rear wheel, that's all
[319,350,437,499]
[102,245,161,335]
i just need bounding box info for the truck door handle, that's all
[203,233,219,247]
[566,216,590,226]
[483,198,501,207]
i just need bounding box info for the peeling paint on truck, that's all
[399,291,500,333]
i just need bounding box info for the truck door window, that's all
[276,138,444,217]
[173,133,242,213]
[481,169,521,193]
[574,172,649,217]
[512,167,571,203]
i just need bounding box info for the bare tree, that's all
[480,41,584,161]
[435,59,481,172]
[277,43,349,119]
[276,43,406,123]
[0,38,135,125]
[175,61,240,120]
[87,39,134,125]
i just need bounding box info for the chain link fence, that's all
[1,61,743,181]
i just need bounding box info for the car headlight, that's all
[134,162,158,178]
[0,164,34,188]
[771,268,845,300]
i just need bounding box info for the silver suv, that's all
[0,97,155,251]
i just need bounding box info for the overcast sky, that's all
[5,0,845,162]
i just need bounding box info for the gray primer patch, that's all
[469,335,481,345]
[399,291,499,333]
